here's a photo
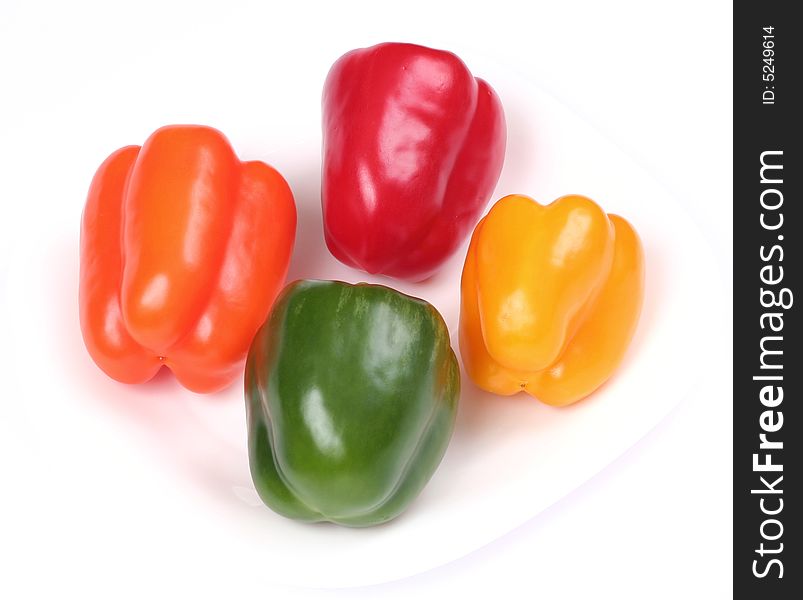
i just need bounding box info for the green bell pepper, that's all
[245,280,459,527]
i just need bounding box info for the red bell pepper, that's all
[322,43,506,281]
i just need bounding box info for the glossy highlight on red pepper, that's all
[322,42,507,281]
[79,125,296,393]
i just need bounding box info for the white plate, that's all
[0,60,721,589]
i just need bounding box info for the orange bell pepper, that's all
[79,125,296,393]
[459,194,644,406]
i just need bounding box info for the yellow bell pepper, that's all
[459,194,645,406]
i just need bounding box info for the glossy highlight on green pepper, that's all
[245,280,459,527]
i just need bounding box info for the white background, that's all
[0,1,732,598]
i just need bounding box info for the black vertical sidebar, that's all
[734,4,799,597]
